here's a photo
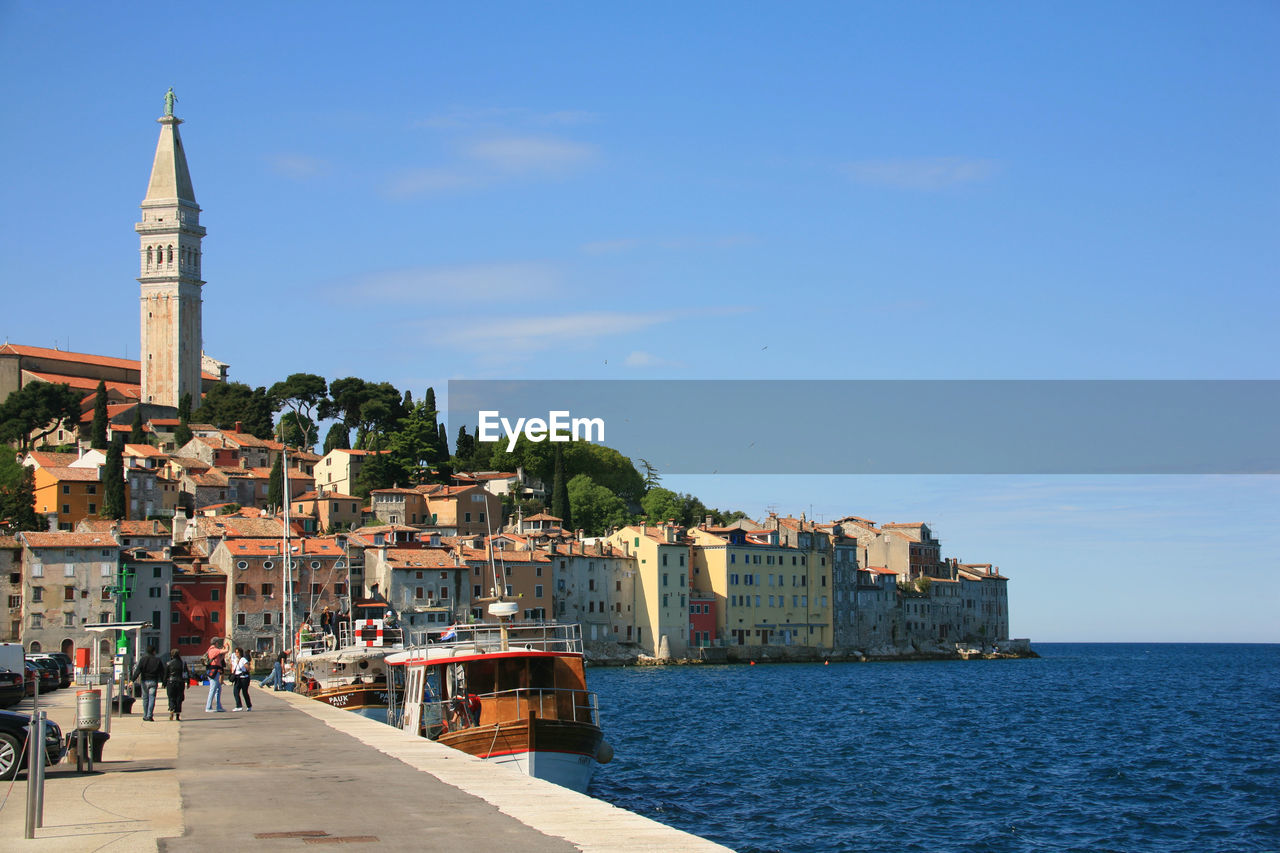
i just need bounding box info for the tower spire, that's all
[136,90,205,410]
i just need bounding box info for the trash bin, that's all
[65,731,110,762]
[113,693,136,715]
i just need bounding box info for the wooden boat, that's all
[297,618,404,723]
[387,613,611,792]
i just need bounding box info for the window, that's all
[416,587,424,599]
[31,564,42,577]
[262,561,274,570]
[662,554,668,566]
[464,512,471,523]
[64,586,75,601]
[100,587,111,601]
[64,613,75,627]
[235,583,246,595]
[662,573,669,587]
[236,561,248,570]
[261,583,274,596]
[210,611,219,623]
[63,485,70,495]
[311,561,321,569]
[311,583,321,595]
[535,584,543,598]
[152,610,161,628]
[210,589,220,601]
[65,564,75,577]
[149,587,161,598]
[334,584,346,596]
[153,566,162,578]
[439,587,448,599]
[474,585,482,598]
[237,613,246,626]
[264,612,272,625]
[31,614,42,629]
[87,503,96,514]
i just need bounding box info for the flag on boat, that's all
[440,624,457,641]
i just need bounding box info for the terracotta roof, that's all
[2,343,138,370]
[21,532,119,548]
[223,538,343,557]
[194,516,285,539]
[149,418,181,426]
[0,536,21,549]
[25,451,80,468]
[123,443,166,458]
[38,465,101,482]
[383,548,457,569]
[293,491,360,502]
[77,519,169,536]
[523,512,562,522]
[460,547,549,564]
[329,449,389,457]
[371,487,420,495]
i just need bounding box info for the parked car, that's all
[24,660,58,696]
[29,654,72,689]
[0,670,23,708]
[0,707,64,780]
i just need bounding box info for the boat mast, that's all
[281,447,292,658]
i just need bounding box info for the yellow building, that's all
[31,466,131,532]
[606,523,689,659]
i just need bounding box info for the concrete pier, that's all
[0,685,732,852]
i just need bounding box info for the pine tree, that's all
[551,444,571,528]
[101,436,126,519]
[128,406,145,444]
[267,452,284,511]
[174,393,194,448]
[91,380,109,450]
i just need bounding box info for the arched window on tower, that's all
[146,246,153,267]
[167,245,174,264]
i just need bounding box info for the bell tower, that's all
[136,88,205,409]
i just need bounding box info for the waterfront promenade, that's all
[0,685,731,852]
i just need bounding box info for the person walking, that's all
[131,645,166,722]
[204,637,231,712]
[231,648,253,711]
[164,649,189,721]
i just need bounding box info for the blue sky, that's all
[1,2,1276,641]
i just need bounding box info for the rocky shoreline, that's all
[584,638,1038,667]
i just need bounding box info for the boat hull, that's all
[438,717,603,792]
[307,685,389,721]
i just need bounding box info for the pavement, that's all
[0,680,733,852]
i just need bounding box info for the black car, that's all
[0,669,23,708]
[24,660,58,696]
[0,707,64,780]
[29,654,72,689]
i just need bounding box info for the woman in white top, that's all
[231,648,253,711]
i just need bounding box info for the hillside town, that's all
[0,93,1017,669]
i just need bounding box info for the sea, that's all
[586,644,1280,853]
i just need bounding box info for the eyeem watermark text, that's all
[477,410,605,452]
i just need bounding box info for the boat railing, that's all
[412,686,599,738]
[403,620,584,655]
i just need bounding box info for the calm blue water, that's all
[587,644,1280,852]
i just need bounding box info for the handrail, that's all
[411,686,599,735]
[402,621,585,655]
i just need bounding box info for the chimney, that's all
[705,514,713,528]
[234,421,243,433]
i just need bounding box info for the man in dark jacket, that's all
[131,645,167,722]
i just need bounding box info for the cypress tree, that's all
[128,406,145,444]
[323,422,350,454]
[551,444,571,528]
[174,392,194,448]
[90,380,109,450]
[267,452,284,512]
[101,435,126,519]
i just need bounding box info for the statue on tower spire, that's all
[164,87,177,117]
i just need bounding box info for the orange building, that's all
[31,466,130,531]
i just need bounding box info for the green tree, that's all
[0,466,42,531]
[386,399,440,482]
[197,382,278,438]
[323,422,350,454]
[566,474,629,536]
[640,487,686,525]
[267,452,284,511]
[638,458,661,491]
[0,382,82,452]
[174,392,194,447]
[101,436,126,520]
[352,451,409,499]
[278,412,316,449]
[550,445,571,528]
[563,442,645,507]
[90,380,110,449]
[128,406,146,444]
[268,373,328,452]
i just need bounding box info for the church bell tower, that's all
[136,88,205,410]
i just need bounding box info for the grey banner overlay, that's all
[447,380,1278,474]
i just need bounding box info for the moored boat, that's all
[387,612,611,792]
[296,615,404,723]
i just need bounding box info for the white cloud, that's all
[268,154,331,180]
[464,136,598,174]
[437,306,754,352]
[344,262,560,305]
[416,107,599,130]
[843,157,998,190]
[382,167,478,198]
[623,350,686,369]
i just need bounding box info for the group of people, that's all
[201,637,255,712]
[130,646,191,721]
